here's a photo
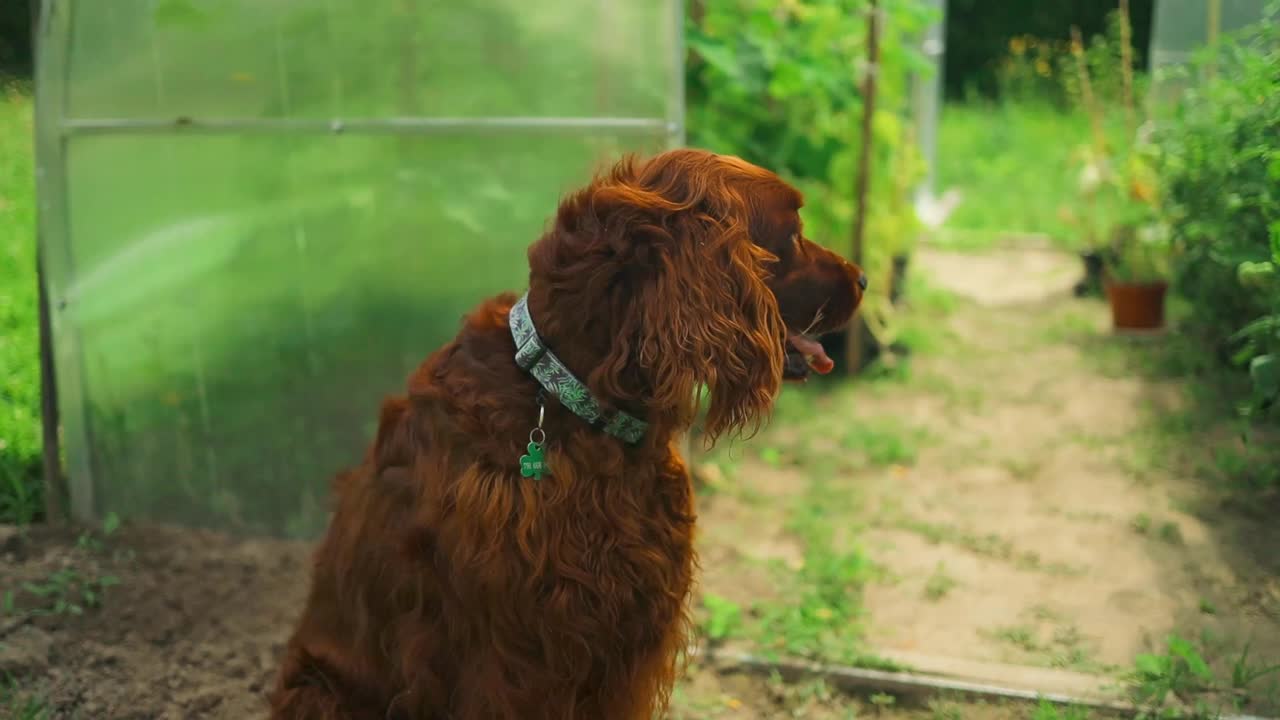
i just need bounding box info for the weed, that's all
[1130,513,1152,534]
[868,692,896,714]
[1040,307,1101,344]
[988,624,1042,653]
[1156,521,1183,545]
[1000,455,1043,481]
[982,609,1108,673]
[746,478,881,665]
[0,675,50,720]
[1130,634,1280,718]
[1047,625,1103,672]
[1204,440,1280,495]
[1029,604,1064,623]
[836,422,928,468]
[758,446,784,468]
[1031,698,1093,720]
[923,564,957,602]
[893,515,1081,575]
[700,593,742,642]
[2,514,123,623]
[926,698,965,720]
[16,568,119,618]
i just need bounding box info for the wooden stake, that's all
[1118,0,1135,133]
[846,0,880,376]
[1070,25,1107,157]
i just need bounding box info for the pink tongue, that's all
[788,334,834,375]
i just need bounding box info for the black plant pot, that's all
[818,324,912,378]
[1074,249,1107,298]
[890,253,910,305]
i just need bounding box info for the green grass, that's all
[1030,698,1093,720]
[922,563,957,601]
[0,84,41,525]
[0,677,51,720]
[935,101,1090,249]
[694,457,892,668]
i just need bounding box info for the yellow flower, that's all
[1035,58,1052,77]
[1009,36,1027,55]
[1130,178,1156,203]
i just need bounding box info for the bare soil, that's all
[2,246,1278,719]
[0,524,309,719]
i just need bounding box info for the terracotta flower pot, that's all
[1105,279,1168,331]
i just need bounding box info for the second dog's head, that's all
[528,149,865,441]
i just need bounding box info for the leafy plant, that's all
[1130,634,1280,718]
[1063,4,1171,278]
[687,0,936,351]
[1152,5,1280,417]
[10,567,118,619]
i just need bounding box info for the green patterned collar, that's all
[509,293,648,445]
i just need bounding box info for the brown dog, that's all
[269,149,865,720]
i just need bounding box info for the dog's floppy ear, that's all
[587,151,786,442]
[371,396,414,472]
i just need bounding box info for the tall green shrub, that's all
[686,0,934,346]
[1154,9,1280,413]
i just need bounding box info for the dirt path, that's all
[690,246,1280,714]
[2,247,1278,719]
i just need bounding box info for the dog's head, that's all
[530,149,864,441]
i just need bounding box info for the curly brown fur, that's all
[269,149,864,720]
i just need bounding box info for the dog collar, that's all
[509,293,648,445]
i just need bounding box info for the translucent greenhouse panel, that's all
[57,132,668,537]
[65,0,678,122]
[1148,0,1270,103]
[38,0,683,535]
[911,0,946,205]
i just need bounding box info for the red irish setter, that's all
[269,149,865,719]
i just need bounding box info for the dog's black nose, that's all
[857,274,868,290]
